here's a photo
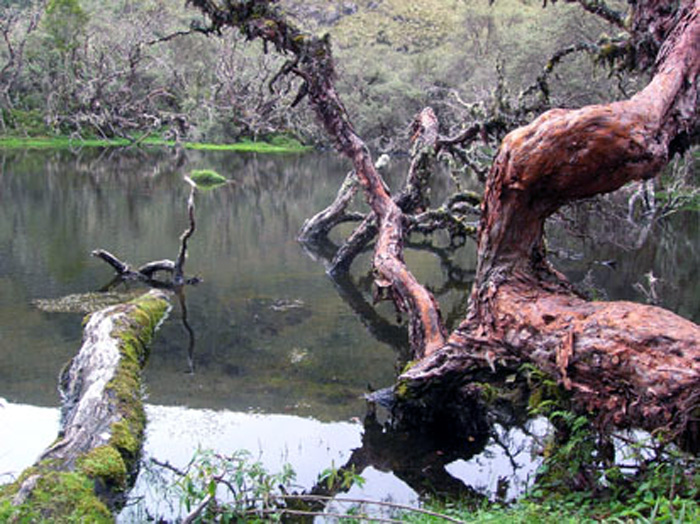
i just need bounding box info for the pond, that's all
[0,147,698,520]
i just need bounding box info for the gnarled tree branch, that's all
[187,0,446,357]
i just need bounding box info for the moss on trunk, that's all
[0,290,170,522]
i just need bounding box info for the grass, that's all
[189,169,228,188]
[0,135,311,153]
[399,491,700,523]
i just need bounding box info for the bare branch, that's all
[174,177,197,286]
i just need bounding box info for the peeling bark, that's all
[187,0,700,441]
[404,0,700,440]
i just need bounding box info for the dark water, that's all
[0,148,698,516]
[0,148,400,415]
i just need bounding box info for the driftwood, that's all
[1,290,170,520]
[187,0,700,443]
[92,176,199,288]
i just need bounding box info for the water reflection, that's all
[1,147,698,516]
[117,401,546,522]
[0,397,545,520]
[0,148,407,415]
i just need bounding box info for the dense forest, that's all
[2,0,639,149]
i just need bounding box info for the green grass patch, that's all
[171,137,310,153]
[189,169,228,188]
[0,136,131,149]
[0,135,311,153]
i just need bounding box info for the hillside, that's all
[278,0,625,146]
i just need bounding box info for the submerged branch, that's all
[297,170,362,244]
[174,176,197,286]
[93,176,200,288]
[187,0,446,357]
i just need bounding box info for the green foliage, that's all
[655,189,700,212]
[317,462,366,491]
[2,109,51,136]
[179,138,311,153]
[501,363,700,523]
[44,0,88,53]
[1,0,637,146]
[266,134,306,150]
[166,448,298,522]
[401,423,700,523]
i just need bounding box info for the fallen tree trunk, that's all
[0,290,170,521]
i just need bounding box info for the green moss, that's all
[78,446,127,487]
[400,359,418,375]
[1,469,112,523]
[475,382,500,404]
[190,169,228,188]
[110,420,140,456]
[104,293,169,469]
[0,135,311,153]
[394,380,411,400]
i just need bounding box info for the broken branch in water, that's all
[92,176,200,288]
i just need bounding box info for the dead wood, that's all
[174,176,197,286]
[4,291,170,518]
[327,108,443,275]
[297,169,362,246]
[187,0,447,357]
[93,176,199,288]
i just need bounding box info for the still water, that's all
[0,147,698,518]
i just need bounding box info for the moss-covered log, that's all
[0,290,170,522]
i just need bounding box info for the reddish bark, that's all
[187,0,446,357]
[405,0,700,438]
[188,0,700,438]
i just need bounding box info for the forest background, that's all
[1,0,640,151]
